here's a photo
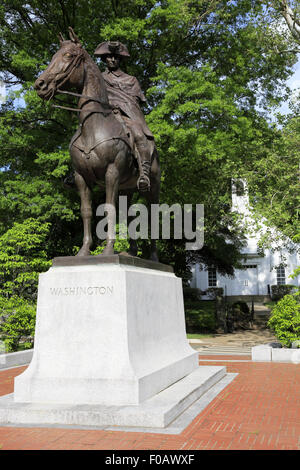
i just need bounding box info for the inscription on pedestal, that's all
[50,286,113,296]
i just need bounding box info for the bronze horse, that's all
[34,28,160,260]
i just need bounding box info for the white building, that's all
[190,180,300,300]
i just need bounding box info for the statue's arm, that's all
[129,77,147,103]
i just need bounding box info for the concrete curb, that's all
[252,344,300,363]
[0,349,33,370]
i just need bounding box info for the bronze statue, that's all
[34,28,160,260]
[95,41,154,192]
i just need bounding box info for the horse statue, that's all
[34,28,160,261]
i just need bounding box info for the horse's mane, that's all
[82,48,109,105]
[61,40,109,104]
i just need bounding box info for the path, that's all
[190,303,276,355]
[0,358,299,450]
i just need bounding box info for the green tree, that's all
[264,1,300,45]
[0,0,298,280]
[245,114,300,245]
[0,218,50,351]
[0,218,51,299]
[0,295,36,352]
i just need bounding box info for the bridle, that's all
[48,46,112,116]
[45,45,131,159]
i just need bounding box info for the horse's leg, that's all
[102,163,119,256]
[145,163,160,262]
[147,190,159,262]
[126,191,138,256]
[74,171,93,256]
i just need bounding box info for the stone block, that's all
[14,257,199,406]
[0,366,226,429]
[251,344,272,362]
[0,350,33,370]
[272,348,298,362]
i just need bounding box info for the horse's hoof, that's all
[150,253,159,263]
[102,248,114,256]
[76,247,91,257]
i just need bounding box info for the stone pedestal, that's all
[0,255,228,429]
[14,255,199,406]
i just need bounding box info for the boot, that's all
[136,143,151,192]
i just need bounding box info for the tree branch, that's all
[275,0,300,43]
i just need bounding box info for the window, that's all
[208,268,217,287]
[244,265,257,269]
[276,265,286,285]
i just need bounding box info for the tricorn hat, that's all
[94,41,130,58]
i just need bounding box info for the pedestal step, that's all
[0,366,226,429]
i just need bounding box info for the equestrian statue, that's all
[34,28,160,261]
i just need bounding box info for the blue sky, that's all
[278,55,300,115]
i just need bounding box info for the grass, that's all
[187,333,213,339]
[263,301,278,310]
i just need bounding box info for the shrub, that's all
[185,301,216,333]
[0,296,36,352]
[231,301,250,315]
[268,294,300,347]
[271,284,295,301]
[183,287,202,307]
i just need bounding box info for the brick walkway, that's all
[0,357,299,450]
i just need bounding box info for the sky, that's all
[278,55,300,115]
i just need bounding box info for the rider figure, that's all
[94,41,153,192]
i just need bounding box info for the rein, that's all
[47,48,130,157]
[48,49,112,115]
[53,89,112,114]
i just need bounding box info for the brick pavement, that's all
[0,358,299,450]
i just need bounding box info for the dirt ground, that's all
[191,328,277,348]
[190,303,277,349]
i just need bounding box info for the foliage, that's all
[263,1,300,45]
[90,223,130,255]
[185,301,216,333]
[0,0,298,336]
[0,218,51,300]
[243,2,300,251]
[231,301,250,314]
[183,287,202,307]
[0,295,36,352]
[0,1,297,272]
[245,115,300,246]
[290,266,300,285]
[271,284,296,300]
[268,294,300,347]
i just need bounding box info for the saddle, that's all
[69,110,133,160]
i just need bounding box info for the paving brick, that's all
[0,358,299,450]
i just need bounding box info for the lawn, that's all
[187,333,213,339]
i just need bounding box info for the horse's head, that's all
[34,27,86,100]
